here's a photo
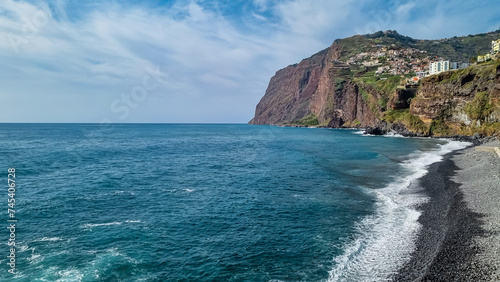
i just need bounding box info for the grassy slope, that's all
[336,29,500,62]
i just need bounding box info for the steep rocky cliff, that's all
[248,47,332,125]
[249,38,379,128]
[250,30,500,137]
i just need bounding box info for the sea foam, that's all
[328,140,469,281]
[81,220,142,229]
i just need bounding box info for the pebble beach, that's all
[394,139,500,281]
[453,140,500,281]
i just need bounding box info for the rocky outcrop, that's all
[410,65,499,121]
[410,62,500,134]
[365,120,423,137]
[390,87,417,110]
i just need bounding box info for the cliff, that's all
[249,30,500,137]
[249,37,379,128]
[409,61,500,136]
[249,47,333,125]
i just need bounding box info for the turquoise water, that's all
[0,124,465,281]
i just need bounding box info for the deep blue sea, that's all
[0,124,467,281]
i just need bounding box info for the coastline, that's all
[393,139,500,281]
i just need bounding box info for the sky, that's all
[0,0,499,123]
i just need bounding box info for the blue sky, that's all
[1,0,499,123]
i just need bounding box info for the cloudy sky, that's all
[1,0,499,123]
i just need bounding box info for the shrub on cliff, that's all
[382,109,429,135]
[429,119,452,136]
[464,91,493,123]
[288,114,319,127]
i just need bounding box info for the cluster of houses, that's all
[343,44,471,80]
[477,39,500,62]
[342,38,500,86]
[345,45,430,76]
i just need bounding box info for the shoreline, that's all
[269,124,499,147]
[393,140,500,281]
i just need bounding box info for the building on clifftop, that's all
[429,60,471,75]
[492,39,500,58]
[429,61,449,75]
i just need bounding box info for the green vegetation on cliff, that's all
[374,60,500,137]
[336,29,500,63]
[354,73,402,95]
[330,59,498,136]
[464,91,494,122]
[415,32,498,62]
[336,31,417,62]
[438,60,500,85]
[286,114,319,127]
[354,75,402,113]
[410,61,500,137]
[382,109,429,135]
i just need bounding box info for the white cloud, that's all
[394,2,416,18]
[253,0,269,11]
[0,0,498,122]
[0,0,285,122]
[275,0,353,38]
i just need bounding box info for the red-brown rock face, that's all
[249,48,330,125]
[249,42,377,127]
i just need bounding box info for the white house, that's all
[429,61,450,75]
[429,61,470,75]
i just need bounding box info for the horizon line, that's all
[0,122,250,124]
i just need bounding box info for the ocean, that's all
[0,124,467,281]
